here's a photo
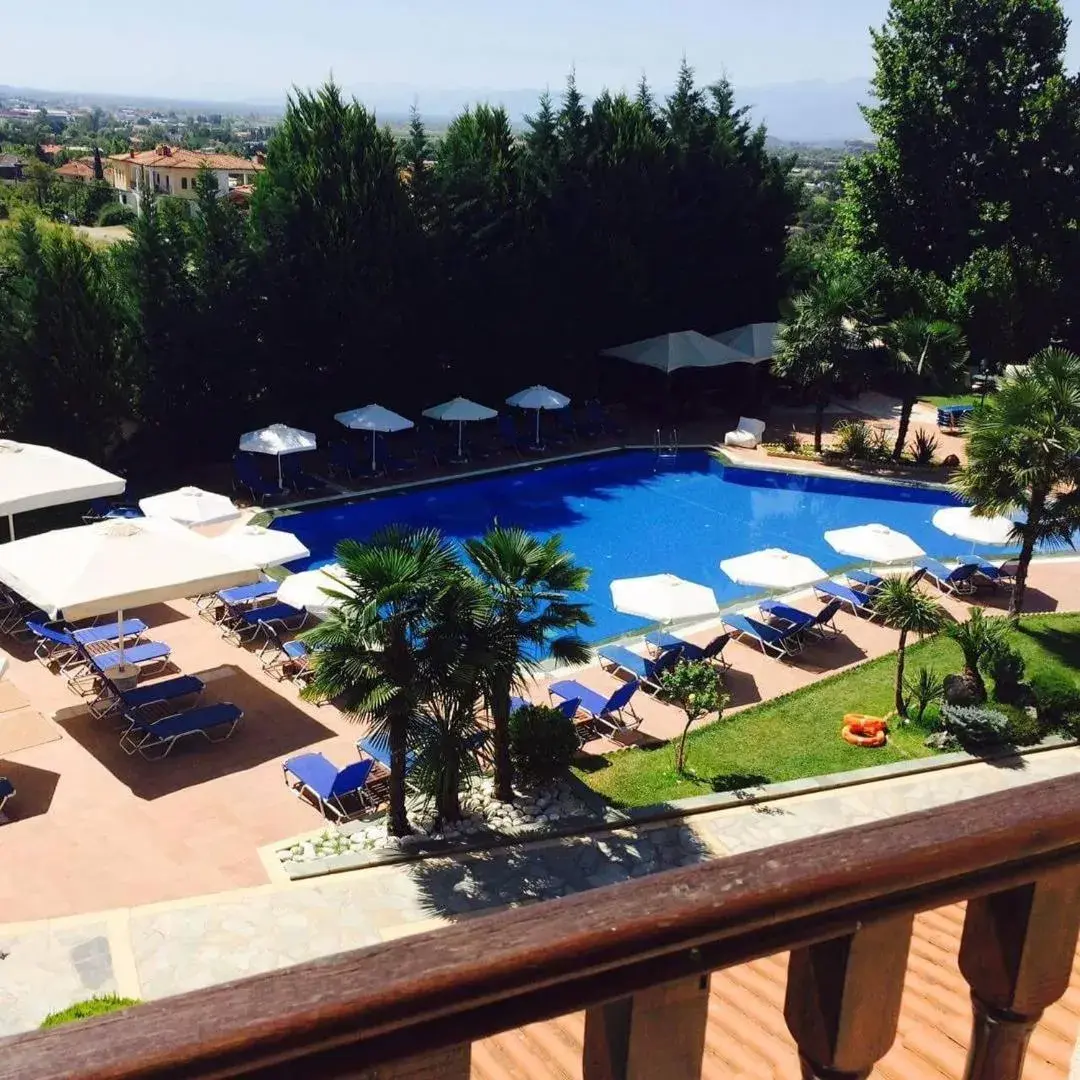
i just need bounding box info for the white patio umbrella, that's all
[334,404,414,472]
[138,486,241,528]
[422,397,498,461]
[506,385,571,449]
[277,564,349,620]
[238,424,318,489]
[601,330,751,375]
[823,523,924,565]
[610,573,719,623]
[0,517,259,664]
[713,322,781,363]
[0,440,125,540]
[932,506,1022,549]
[720,548,827,592]
[208,524,309,569]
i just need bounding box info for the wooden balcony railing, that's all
[4,775,1080,1080]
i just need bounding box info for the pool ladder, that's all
[655,428,679,458]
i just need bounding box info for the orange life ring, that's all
[841,714,888,747]
[842,725,887,747]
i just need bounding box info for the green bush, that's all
[832,419,873,459]
[96,203,136,227]
[1029,670,1080,725]
[941,704,1011,748]
[907,429,939,466]
[983,639,1026,704]
[1005,708,1049,747]
[509,703,579,789]
[41,995,140,1028]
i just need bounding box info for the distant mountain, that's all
[735,78,873,144]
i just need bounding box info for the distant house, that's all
[38,143,64,162]
[105,144,264,211]
[0,154,24,180]
[55,157,97,183]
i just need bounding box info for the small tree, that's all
[871,574,947,717]
[944,607,1012,705]
[658,659,729,774]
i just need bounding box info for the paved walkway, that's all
[4,744,1079,1038]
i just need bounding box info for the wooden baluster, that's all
[583,975,710,1080]
[784,914,913,1080]
[960,867,1080,1080]
[355,1044,471,1079]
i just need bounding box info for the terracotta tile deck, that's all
[1,561,1079,924]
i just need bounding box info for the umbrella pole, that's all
[277,455,283,491]
[458,421,464,460]
[371,430,377,473]
[6,514,13,542]
[117,608,125,665]
[535,409,541,448]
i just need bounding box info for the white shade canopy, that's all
[610,573,719,623]
[823,523,925,564]
[714,322,781,363]
[422,397,498,423]
[506,385,570,411]
[601,331,750,375]
[208,524,310,569]
[277,564,348,619]
[334,404,414,433]
[0,517,259,622]
[720,548,827,591]
[238,424,317,457]
[0,440,125,520]
[138,486,241,528]
[933,506,1022,547]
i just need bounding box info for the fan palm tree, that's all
[463,527,592,802]
[943,607,1012,705]
[953,347,1080,617]
[872,574,948,717]
[879,314,968,460]
[773,269,875,452]
[299,527,467,836]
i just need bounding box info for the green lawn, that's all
[575,614,1080,808]
[923,393,983,408]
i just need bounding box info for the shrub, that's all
[96,203,136,227]
[1029,670,1080,725]
[832,419,872,459]
[940,704,1011,748]
[780,428,800,453]
[509,704,578,789]
[1005,708,1049,747]
[982,639,1026,704]
[903,665,944,724]
[41,995,140,1029]
[867,425,891,463]
[907,429,939,466]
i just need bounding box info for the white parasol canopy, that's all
[601,331,751,375]
[138,486,241,528]
[334,404,414,471]
[506,385,571,448]
[0,440,125,539]
[720,548,827,592]
[208,524,310,569]
[932,506,1022,548]
[422,397,498,460]
[610,573,719,623]
[713,322,781,363]
[823,523,924,564]
[277,564,349,620]
[0,518,259,662]
[238,424,318,488]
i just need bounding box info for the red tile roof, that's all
[107,146,263,172]
[54,158,96,180]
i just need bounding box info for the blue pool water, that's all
[275,450,987,644]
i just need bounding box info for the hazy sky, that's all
[7,0,1080,103]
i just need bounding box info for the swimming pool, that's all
[274,449,994,643]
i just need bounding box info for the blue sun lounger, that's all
[0,776,14,817]
[760,598,843,638]
[221,601,306,644]
[510,695,582,721]
[548,678,641,736]
[356,732,419,776]
[846,569,884,591]
[26,617,148,668]
[917,558,979,596]
[645,631,731,667]
[598,643,683,690]
[972,559,1017,588]
[283,753,377,821]
[68,639,173,695]
[91,673,205,720]
[722,613,802,658]
[813,581,880,618]
[119,702,243,759]
[198,579,279,621]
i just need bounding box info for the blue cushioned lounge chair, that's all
[645,631,731,668]
[510,695,581,721]
[221,601,305,644]
[972,559,1017,588]
[91,673,205,721]
[722,613,802,658]
[0,776,14,817]
[598,643,683,690]
[68,639,172,695]
[917,558,979,596]
[283,753,377,821]
[547,679,641,736]
[258,623,312,682]
[846,569,884,591]
[26,617,147,669]
[233,453,280,504]
[813,581,880,618]
[119,702,243,759]
[760,598,843,639]
[356,732,419,776]
[198,579,279,622]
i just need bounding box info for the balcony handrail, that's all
[4,774,1080,1079]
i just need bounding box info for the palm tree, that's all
[879,314,968,460]
[953,347,1080,617]
[773,269,874,452]
[463,527,592,802]
[872,574,948,717]
[299,527,465,836]
[943,607,1012,705]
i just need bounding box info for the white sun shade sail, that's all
[933,506,1022,547]
[720,548,827,591]
[277,564,349,619]
[238,424,318,457]
[138,486,241,528]
[334,404,414,433]
[823,523,924,564]
[713,322,781,363]
[208,524,310,569]
[0,517,260,622]
[610,574,720,623]
[0,440,125,519]
[601,331,751,375]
